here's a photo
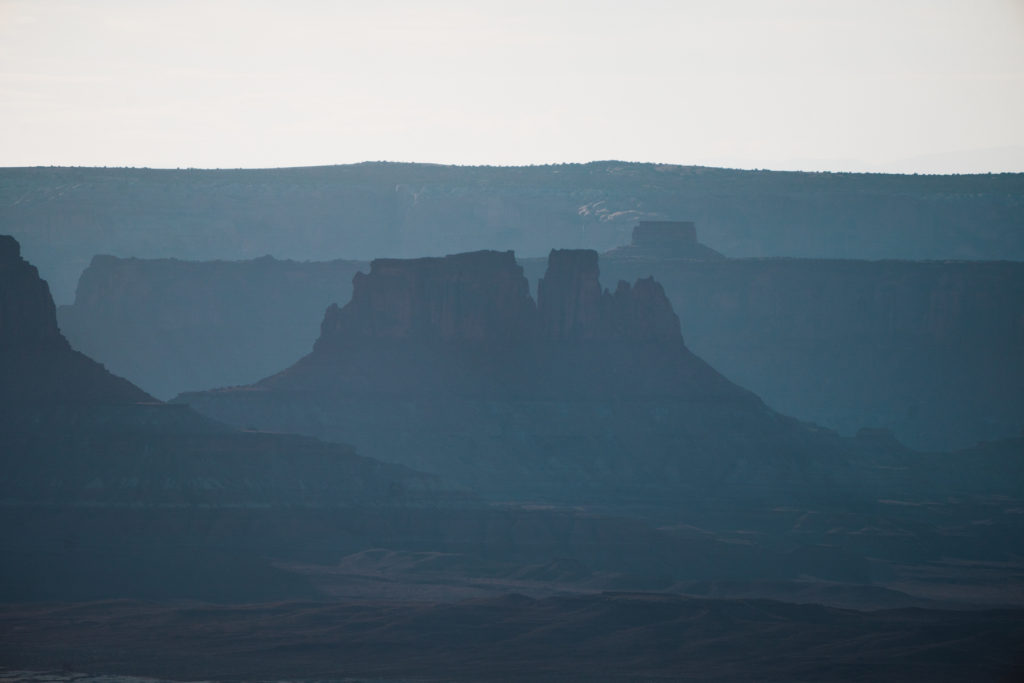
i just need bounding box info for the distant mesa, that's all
[638,220,698,246]
[316,250,535,347]
[604,221,725,260]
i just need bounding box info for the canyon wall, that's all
[4,162,1022,304]
[600,257,1024,451]
[60,247,1024,449]
[59,254,367,398]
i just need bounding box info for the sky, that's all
[1,0,1023,173]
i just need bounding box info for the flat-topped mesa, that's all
[315,250,536,351]
[604,221,724,260]
[180,246,805,501]
[538,249,682,342]
[313,248,682,351]
[633,221,698,247]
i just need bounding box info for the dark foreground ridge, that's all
[0,235,153,407]
[2,595,1022,683]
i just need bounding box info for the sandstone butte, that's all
[181,248,860,505]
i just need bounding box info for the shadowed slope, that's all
[0,235,154,409]
[2,595,1022,683]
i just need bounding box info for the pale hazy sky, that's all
[2,0,1023,172]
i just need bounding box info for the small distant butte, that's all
[604,221,725,260]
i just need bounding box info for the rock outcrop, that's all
[317,251,535,348]
[603,221,725,260]
[0,235,66,351]
[1,235,154,408]
[261,249,740,401]
[315,249,681,348]
[181,249,851,503]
